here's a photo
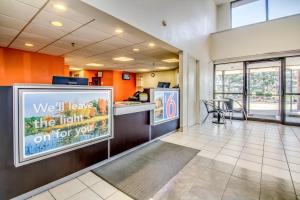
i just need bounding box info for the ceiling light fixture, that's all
[113,57,134,62]
[86,63,104,67]
[69,67,82,71]
[156,66,170,70]
[115,28,123,33]
[133,48,140,52]
[162,58,179,63]
[53,4,66,11]
[148,42,155,47]
[50,21,63,27]
[24,43,34,47]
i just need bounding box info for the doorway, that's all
[246,60,281,121]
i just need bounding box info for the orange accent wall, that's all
[0,47,68,86]
[82,69,136,101]
[113,71,136,101]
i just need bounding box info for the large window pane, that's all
[215,63,244,93]
[232,0,266,28]
[285,95,300,123]
[269,0,300,20]
[286,57,300,94]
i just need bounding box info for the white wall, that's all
[217,3,231,32]
[82,0,217,127]
[211,14,300,61]
[136,69,178,89]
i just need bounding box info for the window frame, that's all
[230,0,300,28]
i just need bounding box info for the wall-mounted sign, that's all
[153,89,179,124]
[13,86,113,167]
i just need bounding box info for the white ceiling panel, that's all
[31,10,83,33]
[16,0,47,8]
[0,14,27,30]
[39,45,70,56]
[0,0,38,21]
[24,23,66,39]
[44,0,93,24]
[10,37,45,51]
[101,37,133,49]
[85,42,118,55]
[0,26,19,47]
[69,25,110,43]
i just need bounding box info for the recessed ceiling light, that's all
[86,63,104,67]
[53,4,66,11]
[115,28,123,33]
[148,42,155,47]
[24,43,34,47]
[137,69,150,72]
[113,57,134,62]
[162,58,179,63]
[50,21,63,27]
[69,67,82,71]
[156,66,170,70]
[133,48,140,52]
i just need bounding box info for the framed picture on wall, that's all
[98,71,103,77]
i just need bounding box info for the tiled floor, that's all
[28,120,300,200]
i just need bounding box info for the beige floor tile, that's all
[214,154,238,165]
[220,148,241,158]
[240,152,262,164]
[66,188,103,200]
[49,179,87,200]
[262,165,291,181]
[106,191,133,200]
[289,163,300,173]
[263,157,289,170]
[28,191,55,200]
[90,179,117,199]
[197,150,217,159]
[78,172,102,187]
[236,159,262,172]
[291,172,300,183]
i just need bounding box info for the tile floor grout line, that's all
[258,123,266,200]
[278,124,299,200]
[220,121,252,200]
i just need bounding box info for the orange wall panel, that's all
[113,71,136,101]
[0,47,67,86]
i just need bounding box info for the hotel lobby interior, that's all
[0,0,300,200]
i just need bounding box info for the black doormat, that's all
[93,140,199,200]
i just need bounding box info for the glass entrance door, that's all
[284,56,300,125]
[246,61,282,121]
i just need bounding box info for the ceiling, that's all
[0,0,179,72]
[213,0,234,5]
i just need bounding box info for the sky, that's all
[232,0,300,28]
[23,91,111,117]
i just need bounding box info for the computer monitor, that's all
[157,82,170,88]
[52,76,88,85]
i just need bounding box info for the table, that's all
[211,99,229,124]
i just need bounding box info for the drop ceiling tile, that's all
[43,0,93,24]
[0,0,38,21]
[10,38,44,51]
[0,14,27,30]
[70,26,111,43]
[16,0,47,8]
[0,26,19,47]
[101,37,133,49]
[24,23,66,39]
[85,43,117,55]
[88,17,125,36]
[39,45,69,56]
[31,10,82,34]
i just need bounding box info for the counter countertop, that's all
[114,102,155,115]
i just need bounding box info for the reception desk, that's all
[0,85,179,199]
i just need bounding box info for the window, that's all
[231,0,300,28]
[231,0,266,28]
[269,0,300,20]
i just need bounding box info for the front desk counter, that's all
[111,102,155,156]
[0,85,179,199]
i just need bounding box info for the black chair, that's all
[201,100,226,124]
[223,98,247,122]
